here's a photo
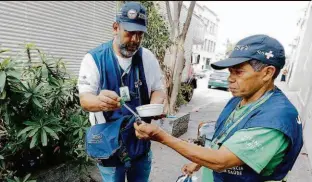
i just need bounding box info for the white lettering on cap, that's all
[234,45,249,51]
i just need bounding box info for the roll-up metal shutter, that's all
[0,1,116,76]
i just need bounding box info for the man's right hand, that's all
[97,90,121,111]
[181,163,202,175]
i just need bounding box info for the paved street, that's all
[149,75,312,182]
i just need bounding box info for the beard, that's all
[115,34,140,58]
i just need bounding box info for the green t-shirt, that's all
[202,101,290,181]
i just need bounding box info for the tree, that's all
[225,39,235,57]
[165,1,196,114]
[140,1,172,70]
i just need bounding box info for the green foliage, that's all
[17,115,62,148]
[175,83,193,109]
[6,173,36,182]
[0,45,90,181]
[140,1,172,63]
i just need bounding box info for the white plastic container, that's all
[136,104,164,117]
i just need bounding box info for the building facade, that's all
[191,3,220,73]
[286,1,312,166]
[0,1,116,76]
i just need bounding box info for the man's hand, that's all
[181,163,202,175]
[97,90,121,111]
[133,121,165,142]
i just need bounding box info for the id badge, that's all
[120,86,131,102]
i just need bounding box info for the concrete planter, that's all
[155,113,190,138]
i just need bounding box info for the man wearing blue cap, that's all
[77,2,166,181]
[134,34,303,182]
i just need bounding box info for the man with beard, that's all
[134,35,303,182]
[77,2,166,181]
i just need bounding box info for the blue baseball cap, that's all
[211,34,286,70]
[116,2,147,33]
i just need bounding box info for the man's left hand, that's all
[133,121,165,142]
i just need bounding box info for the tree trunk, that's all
[165,1,196,114]
[169,39,186,113]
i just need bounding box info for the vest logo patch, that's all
[296,115,302,124]
[78,75,91,85]
[225,166,244,176]
[241,135,264,153]
[89,134,103,143]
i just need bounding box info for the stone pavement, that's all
[149,78,312,182]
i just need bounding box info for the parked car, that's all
[195,69,210,79]
[208,69,230,90]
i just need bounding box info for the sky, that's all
[194,1,310,56]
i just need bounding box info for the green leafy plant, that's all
[17,115,62,148]
[6,173,36,182]
[140,1,172,63]
[0,45,89,181]
[176,83,193,109]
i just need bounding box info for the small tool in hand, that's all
[120,99,142,125]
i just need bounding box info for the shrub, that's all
[0,44,90,181]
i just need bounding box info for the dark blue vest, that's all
[212,87,303,182]
[85,40,151,165]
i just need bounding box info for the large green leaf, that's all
[36,95,48,102]
[27,127,39,138]
[7,75,21,83]
[73,130,79,136]
[0,90,6,99]
[0,49,9,54]
[33,83,44,93]
[43,126,59,140]
[7,70,20,79]
[0,71,6,93]
[24,121,39,126]
[30,132,39,149]
[0,155,4,159]
[32,97,43,108]
[41,129,47,146]
[1,57,11,67]
[22,174,31,182]
[18,81,29,92]
[6,179,16,182]
[24,92,32,99]
[17,126,35,137]
[14,176,21,182]
[79,130,83,139]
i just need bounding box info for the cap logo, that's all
[265,51,274,59]
[127,9,138,19]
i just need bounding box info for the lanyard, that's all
[117,64,142,105]
[212,89,275,146]
[119,65,132,87]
